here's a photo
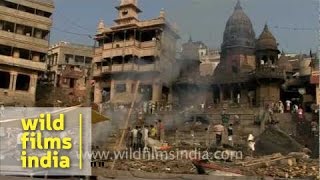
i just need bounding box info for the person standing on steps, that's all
[227,124,234,147]
[213,122,224,147]
[131,126,138,151]
[221,109,230,127]
[158,119,165,142]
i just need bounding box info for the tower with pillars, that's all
[254,24,285,106]
[93,0,179,105]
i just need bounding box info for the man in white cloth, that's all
[131,126,138,150]
[142,125,149,150]
[247,134,255,157]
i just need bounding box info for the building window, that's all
[75,56,84,63]
[0,71,10,89]
[65,54,73,64]
[16,74,30,91]
[69,78,75,88]
[85,57,92,64]
[139,84,152,100]
[3,21,14,32]
[115,84,126,93]
[0,44,12,56]
[18,4,35,14]
[122,10,128,16]
[19,48,30,60]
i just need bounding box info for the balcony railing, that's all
[103,40,156,49]
[0,6,52,28]
[123,63,135,71]
[101,40,158,57]
[93,62,160,76]
[139,64,158,72]
[0,54,46,71]
[0,30,48,52]
[255,65,285,79]
[111,64,123,72]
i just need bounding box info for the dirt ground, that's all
[91,154,319,179]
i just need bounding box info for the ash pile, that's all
[255,126,303,155]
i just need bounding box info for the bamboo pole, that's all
[111,80,140,170]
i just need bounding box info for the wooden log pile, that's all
[235,153,319,178]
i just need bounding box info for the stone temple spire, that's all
[188,35,193,42]
[120,0,137,6]
[115,0,141,24]
[159,8,165,18]
[97,19,105,34]
[235,0,242,10]
[263,23,269,31]
[222,0,255,50]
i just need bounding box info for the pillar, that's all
[219,85,223,102]
[94,81,102,104]
[133,29,137,45]
[29,74,37,94]
[168,86,173,103]
[212,86,216,104]
[316,85,320,105]
[12,73,17,91]
[126,80,132,93]
[55,54,58,65]
[124,30,127,42]
[110,80,115,101]
[13,49,19,58]
[152,81,162,102]
[112,32,115,48]
[230,87,234,102]
[9,72,16,90]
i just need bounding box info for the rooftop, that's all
[49,41,93,50]
[27,0,54,6]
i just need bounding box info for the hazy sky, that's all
[51,0,318,53]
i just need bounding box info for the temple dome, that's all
[256,24,278,51]
[222,0,255,49]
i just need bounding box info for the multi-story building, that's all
[310,54,319,105]
[0,0,54,106]
[198,46,220,76]
[93,0,179,105]
[47,41,93,88]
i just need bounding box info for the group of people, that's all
[211,110,234,147]
[212,120,256,157]
[268,100,301,114]
[212,122,234,147]
[142,101,173,115]
[127,120,164,151]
